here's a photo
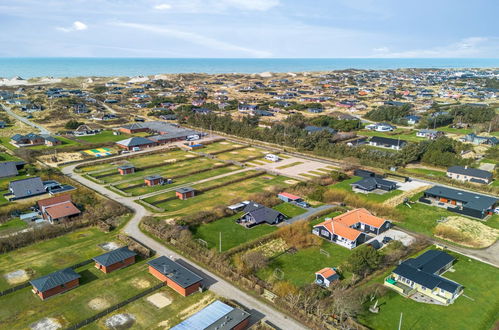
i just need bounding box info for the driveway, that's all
[1,103,51,134]
[285,204,338,225]
[62,159,306,330]
[365,229,416,247]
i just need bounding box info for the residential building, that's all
[93,247,137,274]
[369,136,407,150]
[416,129,444,139]
[176,187,195,200]
[37,194,81,224]
[384,250,463,305]
[30,268,81,300]
[315,268,339,288]
[144,175,164,186]
[421,186,497,219]
[313,208,391,249]
[147,256,203,296]
[351,177,397,192]
[115,137,157,151]
[460,133,498,146]
[446,166,493,184]
[8,177,45,200]
[118,165,135,175]
[238,202,285,227]
[0,161,19,178]
[171,300,250,330]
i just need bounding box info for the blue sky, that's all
[0,0,498,58]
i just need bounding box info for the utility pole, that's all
[219,232,221,253]
[398,312,403,330]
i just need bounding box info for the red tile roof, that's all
[45,201,81,220]
[278,192,301,200]
[37,194,72,208]
[333,208,386,228]
[316,267,336,278]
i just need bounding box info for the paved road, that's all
[1,103,51,134]
[62,162,306,330]
[285,204,338,224]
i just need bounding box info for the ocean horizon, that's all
[1,57,499,78]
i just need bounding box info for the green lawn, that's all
[273,202,307,218]
[0,258,160,329]
[404,167,447,178]
[0,137,17,151]
[0,218,27,233]
[329,176,403,203]
[256,241,353,287]
[359,250,499,330]
[438,126,473,135]
[144,172,291,217]
[192,213,277,252]
[360,129,421,142]
[25,136,81,150]
[76,130,131,144]
[200,141,243,154]
[0,227,115,291]
[215,147,266,162]
[0,152,21,162]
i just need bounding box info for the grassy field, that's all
[360,129,421,142]
[0,258,160,329]
[199,141,244,154]
[329,176,403,203]
[85,289,217,330]
[0,218,27,233]
[273,202,307,218]
[0,137,18,151]
[359,249,499,330]
[192,213,277,252]
[0,227,116,291]
[215,147,266,162]
[144,172,291,217]
[403,167,447,178]
[256,240,353,287]
[438,126,473,135]
[116,165,240,196]
[0,152,21,162]
[276,161,304,170]
[25,136,81,150]
[76,130,131,144]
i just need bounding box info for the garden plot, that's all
[215,147,267,162]
[30,317,62,330]
[144,171,292,217]
[199,141,243,154]
[146,292,172,308]
[4,269,30,285]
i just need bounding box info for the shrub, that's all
[277,220,322,249]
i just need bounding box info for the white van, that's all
[265,154,280,162]
[132,147,141,152]
[186,134,200,141]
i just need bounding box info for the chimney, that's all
[465,165,468,169]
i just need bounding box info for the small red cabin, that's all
[30,268,81,300]
[147,256,202,296]
[175,187,195,200]
[93,247,137,274]
[144,175,163,186]
[118,165,135,175]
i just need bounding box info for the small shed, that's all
[147,256,203,296]
[315,267,339,288]
[144,175,163,186]
[118,164,135,175]
[278,192,302,203]
[30,268,81,300]
[176,187,195,200]
[93,246,137,274]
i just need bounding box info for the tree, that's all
[364,104,412,123]
[64,120,84,130]
[346,245,382,277]
[241,250,268,272]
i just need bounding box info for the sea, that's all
[0,58,498,78]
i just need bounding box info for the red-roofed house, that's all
[278,192,302,203]
[37,194,81,224]
[315,267,339,287]
[312,209,391,249]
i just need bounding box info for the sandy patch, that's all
[259,72,272,78]
[99,242,121,251]
[146,292,172,308]
[185,154,196,158]
[164,218,177,225]
[38,152,85,166]
[219,142,229,145]
[232,144,242,147]
[88,298,111,311]
[30,318,61,330]
[434,216,499,248]
[4,269,30,285]
[246,148,256,151]
[105,313,136,329]
[230,151,239,154]
[178,295,215,320]
[131,278,151,289]
[164,159,177,163]
[157,320,170,328]
[383,185,431,208]
[284,179,298,184]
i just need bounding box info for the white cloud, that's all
[112,21,271,57]
[57,21,88,32]
[373,46,390,53]
[153,0,279,13]
[154,3,172,10]
[376,37,499,58]
[222,0,280,11]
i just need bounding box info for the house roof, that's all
[44,201,81,220]
[424,186,497,212]
[118,164,135,170]
[447,166,492,180]
[370,136,407,146]
[352,177,397,191]
[278,192,301,200]
[147,256,202,288]
[0,161,18,178]
[171,300,250,330]
[145,175,162,181]
[176,187,194,194]
[93,246,137,267]
[315,267,337,281]
[393,250,461,293]
[333,208,387,228]
[37,194,72,209]
[304,126,336,134]
[242,202,284,225]
[116,137,155,147]
[30,268,81,292]
[9,177,45,198]
[315,219,362,241]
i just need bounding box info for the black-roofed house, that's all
[446,166,493,184]
[0,161,19,178]
[351,177,398,192]
[369,136,407,150]
[176,187,195,200]
[421,185,497,219]
[147,256,203,296]
[93,246,137,274]
[238,202,285,227]
[384,250,463,305]
[30,268,81,300]
[8,176,45,200]
[115,137,157,151]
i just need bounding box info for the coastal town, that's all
[0,68,498,330]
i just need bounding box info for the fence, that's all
[0,258,93,297]
[65,282,165,330]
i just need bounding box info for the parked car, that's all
[382,236,393,244]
